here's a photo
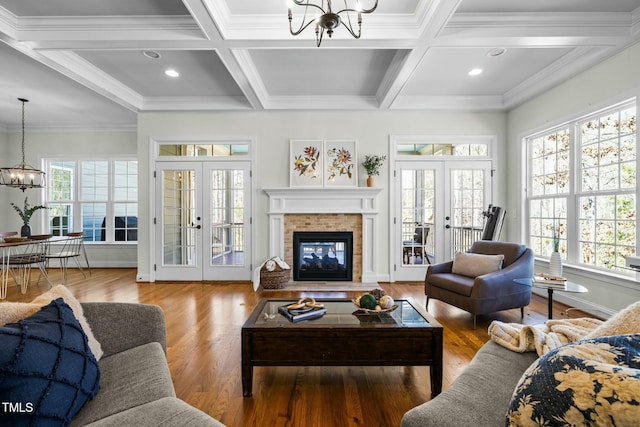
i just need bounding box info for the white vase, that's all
[549,251,563,277]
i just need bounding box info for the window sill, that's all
[535,257,639,290]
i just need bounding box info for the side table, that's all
[514,278,588,319]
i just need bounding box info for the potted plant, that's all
[10,197,48,237]
[361,155,387,187]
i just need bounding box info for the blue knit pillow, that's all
[0,298,100,426]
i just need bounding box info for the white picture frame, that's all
[324,140,357,187]
[289,139,323,187]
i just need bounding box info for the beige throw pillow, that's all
[0,285,103,360]
[451,252,504,277]
[584,300,640,339]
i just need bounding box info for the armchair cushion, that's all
[452,252,504,278]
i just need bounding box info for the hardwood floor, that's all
[4,268,576,427]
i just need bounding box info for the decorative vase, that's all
[366,176,374,187]
[20,224,31,238]
[549,251,562,277]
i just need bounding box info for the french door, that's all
[393,160,492,281]
[154,161,251,281]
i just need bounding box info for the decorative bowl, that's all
[351,299,398,314]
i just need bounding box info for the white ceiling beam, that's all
[377,0,463,110]
[215,48,265,110]
[181,0,223,40]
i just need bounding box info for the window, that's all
[526,100,636,273]
[45,158,138,242]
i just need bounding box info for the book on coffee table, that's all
[278,305,326,322]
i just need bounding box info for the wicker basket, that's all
[260,262,290,289]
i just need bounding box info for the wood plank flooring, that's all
[4,268,577,427]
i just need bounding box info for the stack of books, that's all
[533,273,567,288]
[278,305,326,322]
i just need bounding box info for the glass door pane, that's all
[401,168,435,266]
[210,169,245,266]
[155,162,202,281]
[203,163,251,280]
[449,167,486,256]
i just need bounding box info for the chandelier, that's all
[288,0,378,47]
[0,98,46,191]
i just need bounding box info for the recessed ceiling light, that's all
[487,48,507,57]
[142,50,161,59]
[468,68,483,77]
[165,69,180,78]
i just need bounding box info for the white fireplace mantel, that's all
[263,187,382,283]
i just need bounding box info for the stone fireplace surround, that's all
[263,187,382,283]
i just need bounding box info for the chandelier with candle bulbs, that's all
[288,0,378,47]
[0,98,46,191]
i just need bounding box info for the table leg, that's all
[547,288,554,319]
[242,362,253,397]
[1,248,8,300]
[430,363,442,397]
[241,331,253,397]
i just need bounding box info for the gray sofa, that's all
[401,340,537,427]
[72,302,224,427]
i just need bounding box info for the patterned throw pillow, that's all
[0,298,101,426]
[506,334,640,426]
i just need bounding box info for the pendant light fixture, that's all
[0,98,46,191]
[288,0,378,47]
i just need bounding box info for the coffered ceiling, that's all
[0,0,639,130]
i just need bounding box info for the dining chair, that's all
[45,232,87,283]
[1,232,52,295]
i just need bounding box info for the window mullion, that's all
[566,123,579,266]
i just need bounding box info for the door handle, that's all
[196,225,201,230]
[445,225,451,229]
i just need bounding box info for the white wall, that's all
[507,42,640,312]
[0,131,138,267]
[137,111,507,281]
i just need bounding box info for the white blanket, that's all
[488,317,604,356]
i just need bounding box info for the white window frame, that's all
[43,156,138,244]
[524,98,637,277]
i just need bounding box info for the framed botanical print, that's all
[290,139,323,187]
[324,140,357,187]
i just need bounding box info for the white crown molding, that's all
[0,6,17,39]
[141,96,252,111]
[503,47,609,109]
[15,16,204,42]
[2,123,137,133]
[448,12,633,29]
[263,95,379,110]
[390,95,505,111]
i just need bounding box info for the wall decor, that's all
[290,140,323,187]
[324,140,357,187]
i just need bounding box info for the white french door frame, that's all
[148,137,256,282]
[389,135,496,282]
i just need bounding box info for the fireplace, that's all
[293,231,353,281]
[264,187,381,283]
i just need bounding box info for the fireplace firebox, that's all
[293,231,353,281]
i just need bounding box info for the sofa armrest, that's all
[81,302,167,358]
[471,248,534,299]
[426,261,454,276]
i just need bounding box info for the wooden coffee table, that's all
[241,298,443,397]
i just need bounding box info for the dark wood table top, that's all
[243,298,442,330]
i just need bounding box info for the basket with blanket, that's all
[259,256,291,289]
